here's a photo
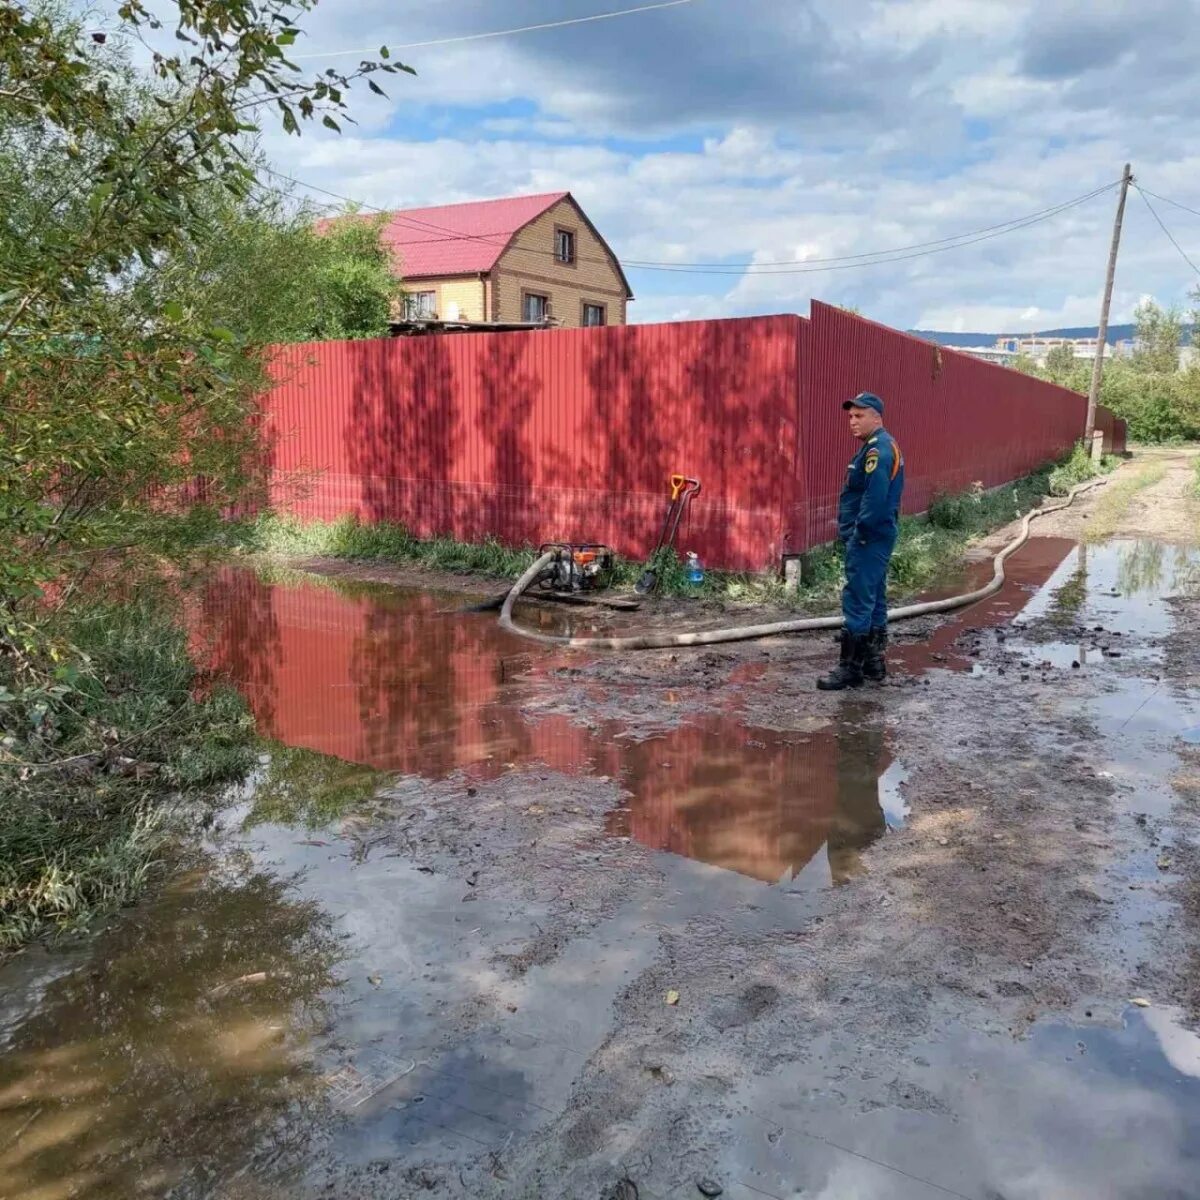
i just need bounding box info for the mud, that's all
[3,450,1200,1200]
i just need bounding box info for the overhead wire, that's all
[1135,185,1200,279]
[620,180,1120,269]
[263,166,1121,277]
[290,0,701,61]
[1135,186,1200,223]
[620,183,1119,275]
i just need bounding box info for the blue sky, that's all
[257,0,1200,332]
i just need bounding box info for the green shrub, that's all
[1048,442,1113,496]
[928,485,984,530]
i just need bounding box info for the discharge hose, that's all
[498,477,1107,651]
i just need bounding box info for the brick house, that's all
[376,192,633,328]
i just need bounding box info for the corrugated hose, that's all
[498,477,1107,651]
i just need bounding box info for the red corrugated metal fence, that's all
[789,304,1087,550]
[262,307,1092,571]
[267,317,797,571]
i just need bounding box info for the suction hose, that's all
[498,477,1107,652]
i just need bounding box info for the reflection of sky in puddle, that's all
[733,1006,1200,1199]
[1003,541,1200,818]
[878,760,910,827]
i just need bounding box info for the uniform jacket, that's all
[837,428,905,545]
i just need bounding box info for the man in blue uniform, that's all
[817,392,905,691]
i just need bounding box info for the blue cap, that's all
[843,391,884,415]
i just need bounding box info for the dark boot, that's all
[817,631,866,691]
[863,625,888,682]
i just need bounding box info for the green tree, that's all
[0,0,411,622]
[133,187,403,346]
[1131,299,1182,374]
[1043,342,1077,384]
[307,211,403,340]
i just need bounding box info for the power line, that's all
[1137,185,1200,223]
[620,182,1121,270]
[624,183,1119,273]
[290,0,701,61]
[265,166,1120,277]
[265,166,517,249]
[1135,185,1200,278]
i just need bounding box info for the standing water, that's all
[2,540,1200,1198]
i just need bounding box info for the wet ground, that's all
[3,450,1200,1199]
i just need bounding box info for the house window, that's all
[554,228,576,265]
[582,302,607,327]
[404,290,436,319]
[523,292,550,322]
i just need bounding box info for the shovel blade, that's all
[634,569,658,595]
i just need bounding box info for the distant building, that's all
[944,345,1019,366]
[336,191,634,330]
[993,335,1113,366]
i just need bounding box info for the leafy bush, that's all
[1048,442,1100,495]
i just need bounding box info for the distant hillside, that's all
[910,324,1139,348]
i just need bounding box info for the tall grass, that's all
[236,513,540,578]
[0,600,257,950]
[232,449,1118,613]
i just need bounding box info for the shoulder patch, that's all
[864,449,880,474]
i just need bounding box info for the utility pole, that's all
[1085,163,1133,442]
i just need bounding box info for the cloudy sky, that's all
[253,0,1200,332]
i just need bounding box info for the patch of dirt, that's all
[1026,446,1199,545]
[293,556,511,597]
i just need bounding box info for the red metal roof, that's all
[375,192,569,278]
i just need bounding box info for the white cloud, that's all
[257,0,1200,332]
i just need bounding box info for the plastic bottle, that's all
[686,551,705,586]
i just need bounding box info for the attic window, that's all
[555,228,576,265]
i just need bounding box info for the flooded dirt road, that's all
[3,449,1200,1199]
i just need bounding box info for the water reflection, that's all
[237,743,387,831]
[1014,539,1200,653]
[1113,539,1200,598]
[891,536,1077,672]
[603,706,892,884]
[827,701,888,884]
[193,543,1082,888]
[0,855,343,1200]
[196,570,899,885]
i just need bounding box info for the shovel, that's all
[635,474,700,594]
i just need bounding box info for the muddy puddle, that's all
[4,537,1200,1198]
[1003,540,1200,817]
[187,568,908,885]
